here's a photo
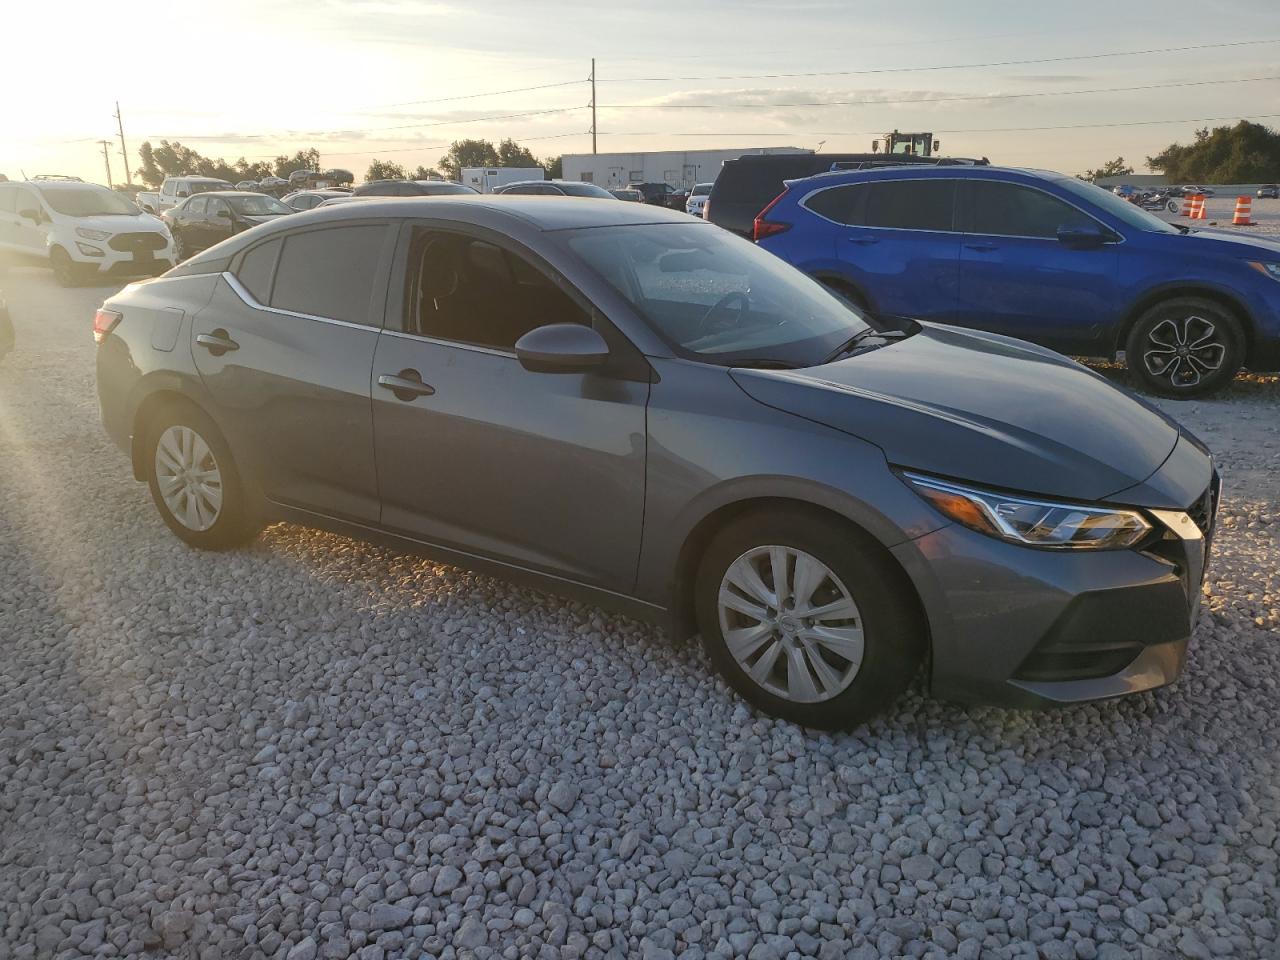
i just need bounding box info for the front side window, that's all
[206,198,230,219]
[161,180,175,196]
[13,189,40,218]
[408,229,589,351]
[965,181,1095,239]
[565,222,869,367]
[270,224,389,325]
[862,179,956,232]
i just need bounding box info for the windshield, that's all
[1058,178,1180,234]
[560,182,615,198]
[40,187,140,217]
[691,184,712,196]
[565,223,869,366]
[191,181,232,194]
[227,194,292,216]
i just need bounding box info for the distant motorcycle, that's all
[1137,190,1180,214]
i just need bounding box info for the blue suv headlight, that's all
[1247,262,1280,281]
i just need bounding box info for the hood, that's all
[731,323,1182,503]
[69,213,168,234]
[1147,226,1280,260]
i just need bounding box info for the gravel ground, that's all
[0,264,1277,960]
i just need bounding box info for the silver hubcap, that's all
[1143,315,1225,388]
[717,545,865,704]
[155,425,223,531]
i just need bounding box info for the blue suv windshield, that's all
[1057,178,1180,235]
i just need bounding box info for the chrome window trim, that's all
[798,177,1123,244]
[378,327,517,359]
[222,271,376,332]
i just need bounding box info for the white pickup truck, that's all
[135,176,234,215]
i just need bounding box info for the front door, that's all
[370,225,648,592]
[190,222,396,522]
[955,180,1120,354]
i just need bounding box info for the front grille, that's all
[108,232,166,253]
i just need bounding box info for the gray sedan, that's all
[94,198,1216,729]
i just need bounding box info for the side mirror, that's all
[1056,222,1110,249]
[19,208,42,223]
[515,323,609,374]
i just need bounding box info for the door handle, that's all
[195,330,239,355]
[378,369,436,401]
[845,235,879,245]
[964,242,998,252]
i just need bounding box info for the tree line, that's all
[133,138,562,188]
[1082,121,1280,183]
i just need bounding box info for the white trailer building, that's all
[460,167,545,193]
[561,147,809,190]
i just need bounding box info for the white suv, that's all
[0,179,175,286]
[686,182,713,217]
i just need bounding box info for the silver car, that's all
[94,198,1216,729]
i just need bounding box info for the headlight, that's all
[76,227,112,241]
[1248,261,1280,281]
[903,472,1152,550]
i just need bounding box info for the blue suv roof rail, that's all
[826,157,989,172]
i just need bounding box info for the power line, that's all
[600,111,1280,138]
[600,74,1280,110]
[316,131,586,160]
[597,38,1280,84]
[379,78,586,109]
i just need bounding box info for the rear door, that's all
[823,178,961,321]
[955,179,1120,354]
[190,221,396,522]
[369,222,648,592]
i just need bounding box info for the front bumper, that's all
[892,478,1215,708]
[65,237,175,277]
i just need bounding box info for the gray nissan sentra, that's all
[94,197,1217,730]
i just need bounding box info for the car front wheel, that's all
[695,509,924,730]
[1125,297,1244,398]
[144,402,260,550]
[50,247,80,287]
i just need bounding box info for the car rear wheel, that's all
[1125,297,1244,398]
[695,509,924,730]
[144,402,260,550]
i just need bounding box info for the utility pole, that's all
[99,140,114,188]
[113,101,133,187]
[590,58,597,155]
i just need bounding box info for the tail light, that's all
[93,307,122,344]
[752,190,791,241]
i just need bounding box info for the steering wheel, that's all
[697,291,750,336]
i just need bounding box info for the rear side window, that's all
[235,238,280,304]
[804,184,866,225]
[188,197,208,215]
[270,225,388,325]
[862,180,956,231]
[965,181,1095,238]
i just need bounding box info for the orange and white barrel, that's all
[1180,194,1194,217]
[1190,194,1206,220]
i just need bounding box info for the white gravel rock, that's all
[0,268,1278,958]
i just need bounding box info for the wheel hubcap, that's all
[717,545,865,704]
[1142,315,1225,388]
[155,425,223,531]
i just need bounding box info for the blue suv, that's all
[755,165,1280,397]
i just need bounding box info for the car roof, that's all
[788,164,1065,188]
[270,195,696,231]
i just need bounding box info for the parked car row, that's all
[94,196,1220,729]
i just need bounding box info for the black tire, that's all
[695,508,924,730]
[143,400,260,550]
[50,247,80,287]
[1124,297,1244,398]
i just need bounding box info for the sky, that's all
[5,0,1280,185]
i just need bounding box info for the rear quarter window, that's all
[269,225,390,325]
[235,238,281,304]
